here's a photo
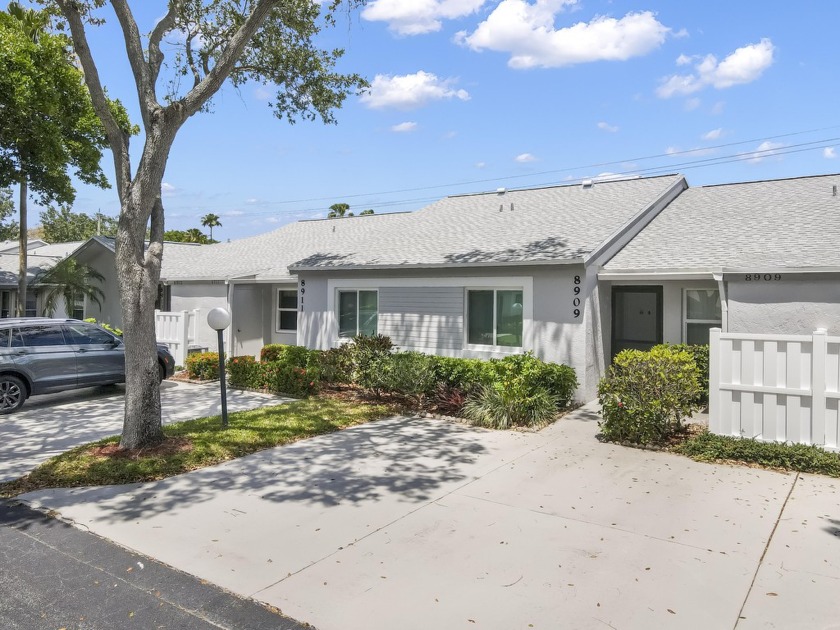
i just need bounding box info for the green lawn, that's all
[0,398,391,498]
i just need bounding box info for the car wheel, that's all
[0,375,26,414]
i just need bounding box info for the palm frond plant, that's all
[38,258,105,318]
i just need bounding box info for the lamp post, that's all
[207,307,231,427]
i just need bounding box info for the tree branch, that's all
[56,0,131,202]
[110,0,157,130]
[148,1,180,88]
[184,27,202,89]
[181,0,279,118]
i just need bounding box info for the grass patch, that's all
[0,398,390,498]
[674,430,840,477]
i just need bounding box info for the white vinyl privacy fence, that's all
[709,328,840,450]
[154,309,200,366]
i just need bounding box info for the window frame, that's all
[683,288,722,345]
[276,288,299,333]
[465,287,525,351]
[336,289,378,339]
[72,294,85,320]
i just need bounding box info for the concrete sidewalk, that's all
[20,404,840,630]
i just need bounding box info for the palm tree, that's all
[200,213,221,241]
[38,258,105,318]
[185,227,207,243]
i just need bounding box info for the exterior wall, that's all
[75,246,121,326]
[170,282,229,350]
[727,275,840,335]
[297,266,599,401]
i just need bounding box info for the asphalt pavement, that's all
[0,499,308,629]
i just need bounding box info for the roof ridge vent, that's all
[496,187,506,194]
[582,179,594,188]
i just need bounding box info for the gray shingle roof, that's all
[286,175,684,272]
[604,173,840,271]
[0,252,67,287]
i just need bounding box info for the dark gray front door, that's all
[611,286,663,356]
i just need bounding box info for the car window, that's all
[10,325,67,347]
[0,328,9,348]
[64,323,118,345]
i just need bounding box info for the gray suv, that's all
[0,318,175,413]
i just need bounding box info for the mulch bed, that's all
[88,436,193,460]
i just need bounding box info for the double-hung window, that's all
[277,289,298,332]
[467,289,523,348]
[683,289,721,345]
[338,290,377,338]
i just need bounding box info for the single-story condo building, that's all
[64,171,840,401]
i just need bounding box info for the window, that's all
[467,289,523,347]
[24,293,37,318]
[277,289,298,332]
[72,295,84,320]
[0,291,10,318]
[64,323,117,345]
[11,325,67,347]
[338,290,377,338]
[684,289,721,345]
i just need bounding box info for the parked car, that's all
[0,318,175,414]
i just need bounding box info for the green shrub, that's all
[261,362,320,398]
[317,346,353,384]
[349,334,394,394]
[83,317,122,337]
[598,346,701,445]
[675,431,840,477]
[185,352,220,380]
[430,356,495,393]
[492,352,578,408]
[379,352,438,405]
[656,343,709,403]
[227,355,261,389]
[462,384,557,429]
[260,344,312,367]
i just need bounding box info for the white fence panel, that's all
[710,328,838,450]
[155,309,199,366]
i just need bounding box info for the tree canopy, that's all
[328,202,352,218]
[40,206,118,242]
[163,228,211,244]
[38,257,106,317]
[200,212,221,242]
[0,188,18,240]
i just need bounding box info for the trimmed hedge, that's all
[431,356,495,393]
[655,343,709,403]
[226,354,319,398]
[260,343,313,367]
[185,352,220,380]
[598,346,701,445]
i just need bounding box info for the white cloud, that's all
[362,0,486,35]
[740,140,784,163]
[254,85,272,101]
[676,53,693,66]
[223,210,245,217]
[684,97,701,111]
[515,153,537,163]
[245,198,259,204]
[597,121,619,133]
[391,121,418,132]
[665,146,680,155]
[443,130,458,139]
[161,182,176,196]
[657,39,775,98]
[825,147,837,159]
[711,101,725,115]
[475,161,486,168]
[457,4,670,69]
[703,128,723,141]
[360,71,470,110]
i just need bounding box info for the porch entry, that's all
[611,286,663,355]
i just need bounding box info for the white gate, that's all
[709,328,840,450]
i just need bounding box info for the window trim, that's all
[465,287,525,351]
[72,294,85,320]
[276,287,299,333]
[336,288,378,339]
[683,288,722,344]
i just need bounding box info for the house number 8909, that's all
[573,275,581,318]
[745,274,782,281]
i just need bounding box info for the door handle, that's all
[77,348,88,353]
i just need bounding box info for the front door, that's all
[611,286,663,356]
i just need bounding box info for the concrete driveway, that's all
[18,403,840,630]
[0,381,288,482]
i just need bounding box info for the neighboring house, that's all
[600,173,840,349]
[0,241,84,318]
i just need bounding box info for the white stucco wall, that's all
[75,245,122,327]
[170,282,229,350]
[297,266,599,401]
[727,276,840,335]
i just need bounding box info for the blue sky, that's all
[48,1,840,240]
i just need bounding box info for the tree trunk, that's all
[16,175,27,317]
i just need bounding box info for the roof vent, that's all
[496,187,506,194]
[834,185,838,197]
[582,179,594,188]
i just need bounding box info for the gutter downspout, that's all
[713,272,728,332]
